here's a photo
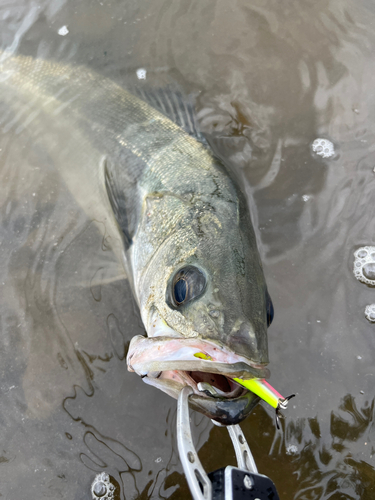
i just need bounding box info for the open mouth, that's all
[127,335,269,425]
[172,370,246,397]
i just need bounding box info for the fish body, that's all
[0,52,272,424]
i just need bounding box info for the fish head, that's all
[127,173,273,425]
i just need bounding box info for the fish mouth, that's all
[127,335,269,425]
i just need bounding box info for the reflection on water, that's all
[1,0,375,498]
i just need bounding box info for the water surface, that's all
[1,1,375,498]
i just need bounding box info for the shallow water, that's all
[1,0,375,498]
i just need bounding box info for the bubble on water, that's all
[311,138,335,158]
[302,195,310,202]
[94,482,107,497]
[353,246,375,286]
[365,304,375,323]
[286,444,298,456]
[91,472,115,499]
[58,25,69,36]
[136,68,147,80]
[363,263,375,280]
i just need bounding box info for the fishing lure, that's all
[233,377,295,429]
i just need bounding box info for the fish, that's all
[0,51,275,425]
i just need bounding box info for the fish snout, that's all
[227,322,268,365]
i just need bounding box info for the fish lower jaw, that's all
[142,367,261,425]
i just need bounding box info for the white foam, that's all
[365,304,375,323]
[311,138,335,158]
[286,444,298,456]
[353,246,375,285]
[58,25,69,36]
[91,472,115,499]
[136,68,147,80]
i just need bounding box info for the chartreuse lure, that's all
[233,377,295,428]
[233,377,284,409]
[194,352,295,428]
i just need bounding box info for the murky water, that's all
[1,1,375,498]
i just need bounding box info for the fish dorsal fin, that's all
[134,86,207,144]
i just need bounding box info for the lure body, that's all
[233,378,283,409]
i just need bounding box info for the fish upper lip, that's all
[127,334,269,380]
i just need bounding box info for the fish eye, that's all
[266,290,274,327]
[171,266,206,306]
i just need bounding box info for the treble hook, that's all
[275,394,295,429]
